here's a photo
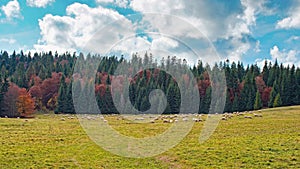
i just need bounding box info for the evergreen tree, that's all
[254,91,263,110]
[55,75,67,114]
[273,93,282,108]
[224,90,232,112]
[268,80,279,108]
[64,82,75,114]
[200,86,211,114]
[232,93,239,112]
[262,60,269,84]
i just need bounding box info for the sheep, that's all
[254,114,263,117]
[193,118,202,122]
[61,118,66,121]
[244,116,253,119]
[86,116,94,120]
[221,117,227,121]
[182,118,189,122]
[163,119,170,123]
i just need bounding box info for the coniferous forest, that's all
[0,50,300,117]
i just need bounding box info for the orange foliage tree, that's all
[16,89,35,118]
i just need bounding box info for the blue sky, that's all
[0,0,300,67]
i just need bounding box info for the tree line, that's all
[0,50,300,117]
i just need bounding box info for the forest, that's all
[0,50,300,117]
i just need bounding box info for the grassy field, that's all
[0,106,299,168]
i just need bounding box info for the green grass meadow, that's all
[0,106,299,168]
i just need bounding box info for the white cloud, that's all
[130,0,269,61]
[1,0,22,20]
[151,37,179,49]
[255,58,271,69]
[227,38,251,62]
[0,38,16,44]
[270,46,300,66]
[276,2,300,29]
[27,0,55,8]
[96,0,130,8]
[254,40,261,53]
[96,0,114,3]
[34,3,136,54]
[286,35,300,43]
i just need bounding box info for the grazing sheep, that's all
[182,118,188,122]
[61,118,66,121]
[193,118,202,122]
[221,117,227,121]
[244,116,253,119]
[237,113,245,116]
[254,114,263,117]
[163,119,170,123]
[87,116,93,120]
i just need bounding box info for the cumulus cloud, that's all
[276,2,300,29]
[270,46,300,66]
[96,0,130,8]
[130,0,269,61]
[27,0,55,8]
[34,3,136,54]
[1,0,22,20]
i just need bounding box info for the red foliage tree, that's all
[39,72,61,107]
[262,87,272,107]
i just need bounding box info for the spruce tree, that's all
[224,91,232,112]
[254,91,263,110]
[55,75,67,114]
[273,93,282,108]
[232,93,239,112]
[64,82,75,114]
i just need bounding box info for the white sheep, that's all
[244,116,253,119]
[254,114,263,117]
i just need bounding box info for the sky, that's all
[0,0,300,67]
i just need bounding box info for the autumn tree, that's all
[16,89,35,117]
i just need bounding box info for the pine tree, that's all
[0,73,9,115]
[232,93,239,112]
[224,91,232,112]
[262,60,269,84]
[200,86,211,114]
[64,82,75,114]
[55,75,67,114]
[268,80,279,107]
[254,91,263,110]
[273,93,282,108]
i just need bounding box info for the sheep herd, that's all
[67,110,264,124]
